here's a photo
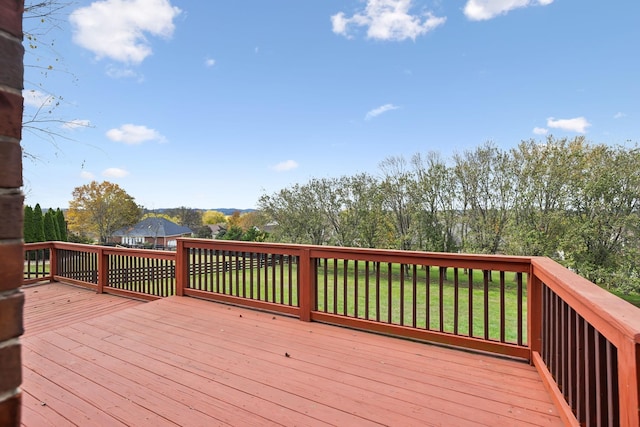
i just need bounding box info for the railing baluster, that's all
[375,262,381,322]
[468,268,473,337]
[412,265,418,329]
[387,263,392,325]
[453,268,459,335]
[439,267,445,332]
[343,259,348,316]
[365,261,370,320]
[332,258,338,314]
[399,263,405,326]
[499,271,505,342]
[483,270,489,340]
[354,260,359,319]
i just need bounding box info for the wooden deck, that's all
[20,283,564,426]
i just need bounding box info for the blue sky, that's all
[22,0,639,210]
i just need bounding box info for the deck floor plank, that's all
[104,302,559,425]
[21,283,564,426]
[23,283,143,337]
[155,297,553,400]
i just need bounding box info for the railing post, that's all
[298,248,316,322]
[528,262,543,362]
[48,242,57,281]
[97,246,106,294]
[175,239,187,296]
[617,340,640,426]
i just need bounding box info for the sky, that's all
[21,0,640,210]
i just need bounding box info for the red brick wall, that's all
[0,0,24,426]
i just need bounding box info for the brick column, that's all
[0,0,25,426]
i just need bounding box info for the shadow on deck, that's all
[21,282,563,426]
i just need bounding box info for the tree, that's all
[237,210,268,232]
[22,1,82,148]
[259,183,329,245]
[32,203,45,243]
[165,206,202,230]
[220,225,244,241]
[453,142,515,254]
[23,205,36,243]
[202,210,227,225]
[193,225,213,239]
[43,209,58,241]
[55,207,67,241]
[507,137,573,256]
[379,156,415,251]
[561,142,640,288]
[67,181,142,244]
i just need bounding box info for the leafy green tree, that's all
[194,225,213,239]
[259,183,329,245]
[166,206,202,230]
[453,142,514,254]
[202,210,227,225]
[344,173,391,248]
[561,142,640,288]
[379,156,415,251]
[411,152,455,252]
[507,137,573,256]
[67,181,142,244]
[309,177,353,246]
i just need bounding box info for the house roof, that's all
[112,217,192,238]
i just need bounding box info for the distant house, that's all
[110,217,192,249]
[206,224,226,238]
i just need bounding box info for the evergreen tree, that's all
[23,205,35,243]
[55,208,67,241]
[43,209,58,241]
[32,204,45,242]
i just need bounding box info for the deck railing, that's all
[24,240,640,426]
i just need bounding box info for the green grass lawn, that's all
[190,259,527,344]
[315,262,526,344]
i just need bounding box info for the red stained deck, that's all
[21,283,564,426]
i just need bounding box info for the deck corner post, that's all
[175,238,187,296]
[97,246,107,294]
[48,242,57,281]
[298,248,316,322]
[617,340,640,427]
[528,260,543,363]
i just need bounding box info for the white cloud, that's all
[23,90,54,108]
[271,160,299,172]
[106,124,167,144]
[365,103,400,120]
[205,58,216,67]
[546,116,591,134]
[106,65,142,80]
[332,0,446,41]
[62,119,92,130]
[80,170,95,180]
[614,112,626,119]
[533,127,548,135]
[102,167,130,178]
[464,0,553,21]
[69,0,181,64]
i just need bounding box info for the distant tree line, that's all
[24,204,67,243]
[258,137,640,293]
